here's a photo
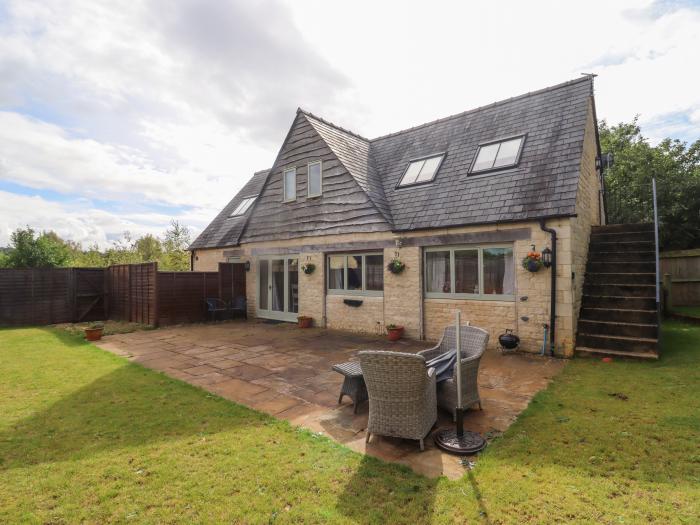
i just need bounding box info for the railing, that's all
[603,171,654,225]
[652,177,662,349]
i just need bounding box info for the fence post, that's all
[152,262,159,327]
[662,273,673,315]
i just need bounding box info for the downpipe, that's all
[539,219,557,356]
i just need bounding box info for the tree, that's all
[160,220,192,271]
[134,234,163,262]
[3,227,72,268]
[599,118,700,250]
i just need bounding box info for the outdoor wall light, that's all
[541,247,552,268]
[244,261,251,272]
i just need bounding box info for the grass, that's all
[672,306,700,318]
[1,323,699,523]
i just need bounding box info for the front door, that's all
[257,255,299,321]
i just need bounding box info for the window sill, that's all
[424,293,515,302]
[327,290,384,298]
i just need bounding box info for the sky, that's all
[0,0,699,248]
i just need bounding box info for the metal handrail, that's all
[652,177,662,350]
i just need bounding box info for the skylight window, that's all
[229,196,256,217]
[397,154,445,187]
[470,136,525,173]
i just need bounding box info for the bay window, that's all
[424,245,514,299]
[327,253,383,295]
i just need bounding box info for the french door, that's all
[257,255,299,321]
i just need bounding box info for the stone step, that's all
[577,333,658,354]
[586,261,656,274]
[578,319,658,339]
[590,231,655,243]
[589,240,655,252]
[585,272,656,285]
[591,223,654,233]
[579,307,658,324]
[583,283,656,298]
[582,295,657,310]
[587,251,656,262]
[575,346,659,360]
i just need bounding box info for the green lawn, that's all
[673,305,700,318]
[1,324,699,524]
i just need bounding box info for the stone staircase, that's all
[576,224,659,359]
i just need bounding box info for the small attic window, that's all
[229,196,257,217]
[397,153,445,187]
[470,136,525,174]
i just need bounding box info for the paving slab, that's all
[96,319,565,480]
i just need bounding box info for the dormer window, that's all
[397,153,445,188]
[229,196,257,217]
[470,135,525,174]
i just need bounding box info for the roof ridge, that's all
[369,76,594,142]
[297,108,370,142]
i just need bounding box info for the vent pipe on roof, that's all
[539,219,557,356]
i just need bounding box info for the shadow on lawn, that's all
[335,454,440,524]
[0,363,257,470]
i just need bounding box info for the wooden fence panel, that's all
[157,271,218,326]
[661,250,700,307]
[0,268,74,326]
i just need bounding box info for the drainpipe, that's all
[190,250,195,272]
[539,219,557,356]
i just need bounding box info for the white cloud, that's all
[0,0,698,247]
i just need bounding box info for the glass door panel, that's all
[288,258,299,313]
[258,260,269,311]
[271,259,285,312]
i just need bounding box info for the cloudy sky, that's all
[0,0,698,248]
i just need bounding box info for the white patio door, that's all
[257,255,299,322]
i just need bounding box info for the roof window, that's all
[229,196,256,217]
[397,154,445,187]
[470,136,525,173]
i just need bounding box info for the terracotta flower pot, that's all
[85,327,103,341]
[387,326,404,341]
[298,316,313,329]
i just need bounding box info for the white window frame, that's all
[469,135,526,174]
[307,160,323,198]
[327,252,384,296]
[229,196,257,217]
[396,153,445,188]
[424,244,515,301]
[283,167,297,202]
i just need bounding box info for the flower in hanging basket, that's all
[301,263,316,275]
[386,258,405,274]
[521,251,543,272]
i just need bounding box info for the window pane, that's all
[347,255,363,290]
[454,249,479,294]
[308,162,322,197]
[483,248,514,295]
[365,254,383,291]
[231,197,255,216]
[258,260,268,310]
[416,155,442,182]
[472,143,499,172]
[284,169,296,200]
[328,255,344,290]
[493,138,522,167]
[287,258,298,313]
[271,259,285,312]
[399,159,425,186]
[426,251,451,293]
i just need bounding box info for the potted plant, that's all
[297,315,313,328]
[301,263,315,275]
[521,251,543,273]
[386,323,404,341]
[84,322,104,341]
[387,258,405,275]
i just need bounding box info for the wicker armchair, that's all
[418,325,489,418]
[358,350,437,451]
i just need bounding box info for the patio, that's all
[96,320,565,479]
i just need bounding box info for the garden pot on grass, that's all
[85,326,104,341]
[298,316,313,329]
[387,325,404,342]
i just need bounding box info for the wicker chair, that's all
[418,325,489,418]
[359,350,437,451]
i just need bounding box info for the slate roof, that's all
[189,169,268,249]
[192,77,596,248]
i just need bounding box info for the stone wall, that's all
[191,219,586,356]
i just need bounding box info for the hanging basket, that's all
[301,263,316,275]
[387,259,405,275]
[522,252,542,272]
